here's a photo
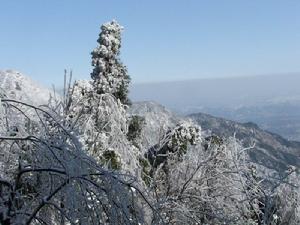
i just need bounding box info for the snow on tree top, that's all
[91,20,130,105]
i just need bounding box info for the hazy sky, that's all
[0,0,300,86]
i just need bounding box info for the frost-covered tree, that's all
[66,81,139,172]
[64,21,141,174]
[146,121,201,170]
[91,20,131,105]
[0,98,158,225]
[0,24,153,222]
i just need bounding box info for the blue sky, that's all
[0,0,300,86]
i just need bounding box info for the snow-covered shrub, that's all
[145,121,201,170]
[167,121,201,155]
[138,156,152,186]
[100,149,122,170]
[0,98,157,225]
[127,115,145,144]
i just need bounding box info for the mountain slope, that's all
[129,101,185,150]
[0,70,53,105]
[130,101,300,172]
[201,103,300,142]
[190,112,300,172]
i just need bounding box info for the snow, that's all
[91,20,130,105]
[0,70,53,105]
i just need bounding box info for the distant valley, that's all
[130,73,300,141]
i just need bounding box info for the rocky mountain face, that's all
[0,70,53,105]
[131,101,300,173]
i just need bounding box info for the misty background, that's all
[130,73,300,141]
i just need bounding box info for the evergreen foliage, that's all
[127,115,145,142]
[91,20,131,105]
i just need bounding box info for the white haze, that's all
[130,73,300,141]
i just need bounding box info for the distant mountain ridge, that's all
[130,73,300,141]
[200,103,300,142]
[189,112,300,172]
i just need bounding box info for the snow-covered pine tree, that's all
[91,20,131,105]
[65,20,143,175]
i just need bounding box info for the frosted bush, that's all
[167,121,201,152]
